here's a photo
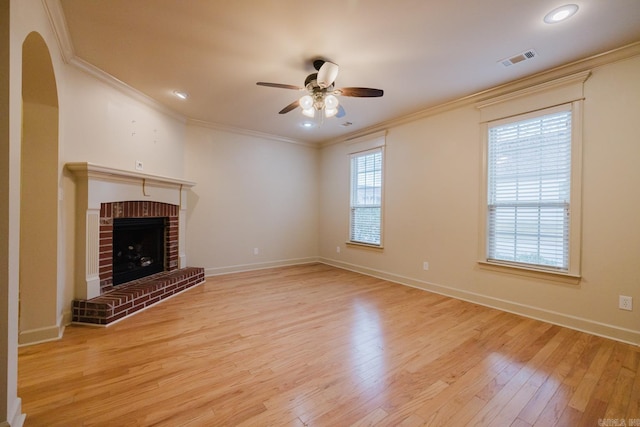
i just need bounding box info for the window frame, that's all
[479,101,583,282]
[348,146,385,248]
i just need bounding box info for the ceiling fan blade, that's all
[336,105,346,118]
[279,100,300,114]
[317,61,339,89]
[336,87,384,97]
[257,82,303,90]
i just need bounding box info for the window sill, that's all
[477,260,581,285]
[346,241,384,251]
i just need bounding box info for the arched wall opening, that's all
[20,31,60,344]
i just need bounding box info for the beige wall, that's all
[58,65,186,178]
[184,125,319,275]
[20,102,59,339]
[319,54,640,345]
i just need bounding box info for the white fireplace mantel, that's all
[66,162,196,299]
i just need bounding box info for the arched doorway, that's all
[19,32,59,344]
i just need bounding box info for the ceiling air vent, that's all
[500,49,537,67]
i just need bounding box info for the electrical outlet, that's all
[619,295,632,311]
[336,246,341,254]
[135,160,144,171]
[253,247,259,255]
[423,261,429,271]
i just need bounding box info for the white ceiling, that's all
[56,0,640,144]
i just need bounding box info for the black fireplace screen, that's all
[112,217,166,285]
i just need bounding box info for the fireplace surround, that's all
[67,163,204,324]
[67,162,195,298]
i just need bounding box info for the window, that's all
[486,106,573,272]
[477,71,587,280]
[350,147,383,246]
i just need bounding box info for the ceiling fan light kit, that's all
[257,59,384,123]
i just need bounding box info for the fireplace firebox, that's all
[112,217,166,285]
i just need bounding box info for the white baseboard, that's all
[320,257,640,346]
[22,257,637,346]
[18,324,63,347]
[17,309,72,347]
[6,397,25,427]
[61,309,72,327]
[204,257,320,277]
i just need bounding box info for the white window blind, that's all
[350,148,383,245]
[487,109,572,270]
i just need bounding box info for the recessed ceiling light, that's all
[544,4,579,24]
[173,90,188,100]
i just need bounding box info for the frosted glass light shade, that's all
[324,107,338,118]
[299,95,314,110]
[324,94,339,109]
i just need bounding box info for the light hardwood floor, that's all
[19,264,640,426]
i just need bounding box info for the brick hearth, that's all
[72,267,205,325]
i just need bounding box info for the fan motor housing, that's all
[304,73,318,89]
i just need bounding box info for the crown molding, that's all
[343,130,387,146]
[43,0,311,147]
[42,0,74,63]
[43,1,640,149]
[69,56,187,123]
[321,41,640,148]
[43,0,314,148]
[474,70,591,110]
[186,119,315,148]
[44,0,186,123]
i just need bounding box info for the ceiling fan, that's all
[256,59,384,120]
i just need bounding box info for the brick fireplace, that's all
[99,200,179,294]
[66,163,204,325]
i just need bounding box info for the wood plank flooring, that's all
[18,263,640,426]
